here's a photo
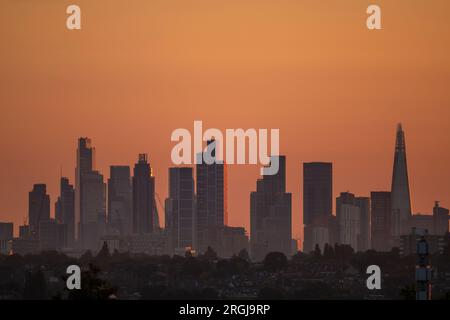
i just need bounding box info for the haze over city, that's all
[1,0,450,243]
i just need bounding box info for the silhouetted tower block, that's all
[28,184,50,239]
[108,166,132,236]
[371,191,391,251]
[165,167,196,254]
[75,137,94,241]
[303,162,332,252]
[433,201,449,235]
[55,177,75,246]
[132,154,155,234]
[391,123,412,239]
[250,156,291,261]
[196,139,227,253]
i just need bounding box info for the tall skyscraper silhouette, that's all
[28,184,50,239]
[108,166,132,236]
[165,167,196,254]
[132,154,155,234]
[390,124,412,239]
[250,155,291,261]
[55,177,75,246]
[371,191,391,251]
[75,137,94,241]
[80,170,106,250]
[196,139,228,253]
[75,138,106,250]
[303,162,332,252]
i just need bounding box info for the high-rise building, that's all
[39,218,66,251]
[165,167,196,254]
[391,124,412,238]
[0,222,13,255]
[250,155,291,261]
[55,177,75,246]
[196,139,227,253]
[433,201,449,235]
[28,184,50,239]
[132,154,155,234]
[355,197,370,251]
[108,166,132,236]
[75,138,106,250]
[80,170,106,250]
[303,162,332,252]
[371,191,391,251]
[75,137,94,242]
[336,192,365,251]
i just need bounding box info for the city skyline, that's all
[1,123,448,250]
[2,1,450,243]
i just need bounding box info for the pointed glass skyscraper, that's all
[390,123,412,238]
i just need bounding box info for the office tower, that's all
[75,137,94,242]
[75,137,106,250]
[336,192,369,251]
[39,219,66,251]
[28,184,50,239]
[0,222,13,255]
[196,139,228,253]
[371,191,391,251]
[165,167,196,254]
[302,162,332,252]
[336,192,360,251]
[250,155,292,261]
[391,123,412,238]
[80,171,106,250]
[108,166,132,236]
[55,177,75,246]
[356,197,370,251]
[433,201,449,235]
[132,154,155,234]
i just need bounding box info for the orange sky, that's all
[1,0,450,242]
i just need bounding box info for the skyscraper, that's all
[391,123,412,238]
[75,137,106,250]
[250,155,292,261]
[132,154,155,234]
[371,191,391,251]
[165,167,196,254]
[355,196,371,251]
[336,192,369,251]
[28,184,50,239]
[303,162,332,252]
[433,201,449,235]
[55,177,75,246]
[80,170,106,250]
[108,166,132,236]
[196,139,228,253]
[75,137,94,242]
[336,192,360,251]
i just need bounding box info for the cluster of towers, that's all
[303,124,449,254]
[13,138,248,257]
[3,123,449,260]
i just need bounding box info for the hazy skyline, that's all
[1,0,450,241]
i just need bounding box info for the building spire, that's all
[391,123,412,239]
